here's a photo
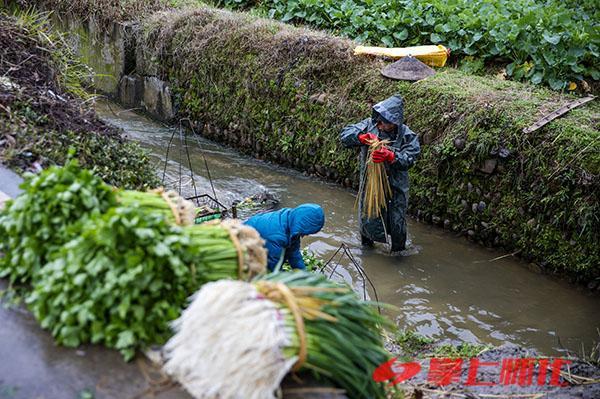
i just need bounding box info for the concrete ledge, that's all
[0,164,22,198]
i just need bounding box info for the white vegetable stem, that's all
[163,280,295,399]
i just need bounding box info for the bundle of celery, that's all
[0,160,116,285]
[0,163,266,359]
[0,162,196,286]
[362,138,392,219]
[26,209,265,360]
[164,271,391,399]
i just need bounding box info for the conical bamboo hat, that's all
[381,55,436,81]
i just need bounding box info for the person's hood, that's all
[288,204,325,238]
[372,95,404,127]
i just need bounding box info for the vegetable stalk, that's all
[362,138,392,219]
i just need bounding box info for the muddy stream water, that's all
[96,100,600,357]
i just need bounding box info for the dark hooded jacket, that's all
[244,204,325,270]
[340,95,420,250]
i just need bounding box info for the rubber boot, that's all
[361,234,374,248]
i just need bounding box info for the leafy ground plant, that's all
[211,0,599,90]
[282,248,324,272]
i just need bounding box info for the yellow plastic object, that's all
[354,44,450,68]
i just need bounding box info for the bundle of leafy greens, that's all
[0,159,116,285]
[1,164,266,359]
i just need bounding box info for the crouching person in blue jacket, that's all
[244,204,325,271]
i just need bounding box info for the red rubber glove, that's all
[372,147,395,163]
[358,132,378,145]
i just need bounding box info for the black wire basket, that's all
[186,194,237,224]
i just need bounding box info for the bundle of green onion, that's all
[259,272,392,398]
[164,271,391,399]
[185,219,266,282]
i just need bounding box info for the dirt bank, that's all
[0,11,157,189]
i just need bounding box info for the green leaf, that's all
[381,35,394,47]
[73,273,87,286]
[116,330,135,350]
[132,305,145,321]
[530,71,544,85]
[542,32,561,45]
[430,33,442,43]
[153,242,171,257]
[281,11,294,22]
[548,77,566,90]
[393,29,408,41]
[78,389,94,399]
[117,297,130,319]
[506,62,516,76]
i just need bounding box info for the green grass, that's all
[431,343,492,359]
[394,330,434,356]
[393,330,491,359]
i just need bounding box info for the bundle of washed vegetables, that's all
[0,160,116,285]
[163,271,391,399]
[0,160,197,285]
[118,188,195,226]
[0,162,266,359]
[362,138,392,219]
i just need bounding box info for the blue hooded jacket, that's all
[244,204,325,271]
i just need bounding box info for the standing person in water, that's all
[340,95,420,252]
[244,204,325,271]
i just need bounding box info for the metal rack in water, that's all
[317,243,381,312]
[162,118,237,224]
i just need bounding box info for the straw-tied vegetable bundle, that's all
[164,271,392,399]
[0,162,266,359]
[0,160,116,285]
[361,137,392,219]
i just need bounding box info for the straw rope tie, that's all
[149,188,183,225]
[256,281,308,371]
[162,191,182,225]
[226,226,246,280]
